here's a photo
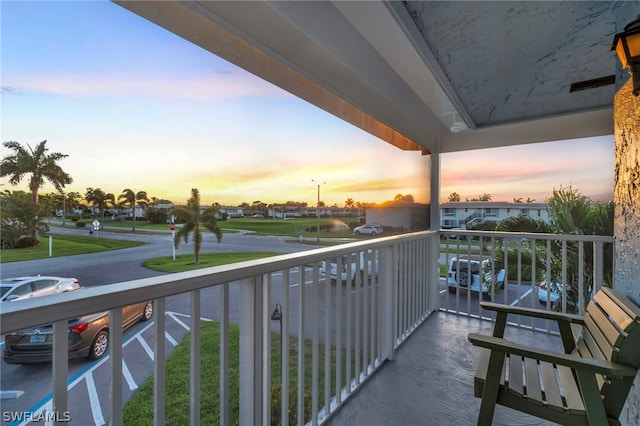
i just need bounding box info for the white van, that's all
[447,257,505,294]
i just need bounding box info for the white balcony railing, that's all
[439,230,615,334]
[0,229,614,425]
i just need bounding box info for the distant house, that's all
[220,206,244,218]
[440,201,550,229]
[155,201,174,210]
[366,201,429,232]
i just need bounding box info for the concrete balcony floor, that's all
[325,311,561,426]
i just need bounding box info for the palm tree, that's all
[1,140,72,238]
[345,198,355,208]
[495,186,613,313]
[172,188,223,265]
[118,189,150,231]
[85,187,115,219]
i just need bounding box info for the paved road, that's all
[1,226,316,286]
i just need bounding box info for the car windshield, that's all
[0,286,13,298]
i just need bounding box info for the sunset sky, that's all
[1,1,614,207]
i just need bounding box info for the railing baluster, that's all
[219,283,229,426]
[190,289,201,426]
[297,266,305,425]
[240,276,262,426]
[345,254,352,395]
[385,243,397,355]
[354,251,361,385]
[263,274,272,426]
[312,264,319,425]
[323,258,331,419]
[52,320,68,426]
[110,307,123,426]
[335,255,343,405]
[281,270,290,426]
[154,297,166,426]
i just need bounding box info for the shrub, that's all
[145,207,168,225]
[75,221,87,228]
[15,236,39,248]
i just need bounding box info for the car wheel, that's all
[355,231,361,235]
[371,231,377,236]
[458,271,470,286]
[88,330,109,360]
[141,301,153,321]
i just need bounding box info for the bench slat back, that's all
[580,288,640,367]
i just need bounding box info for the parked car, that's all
[353,224,383,235]
[0,276,80,302]
[447,257,505,294]
[440,231,467,240]
[320,250,379,282]
[537,279,562,304]
[3,301,153,364]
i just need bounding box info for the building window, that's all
[443,208,456,217]
[485,208,497,217]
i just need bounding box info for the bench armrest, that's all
[480,302,585,324]
[468,333,637,378]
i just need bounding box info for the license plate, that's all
[29,335,46,343]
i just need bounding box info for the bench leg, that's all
[575,370,608,425]
[477,350,505,426]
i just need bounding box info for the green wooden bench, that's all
[468,287,640,426]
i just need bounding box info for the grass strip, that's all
[142,252,284,273]
[0,235,145,263]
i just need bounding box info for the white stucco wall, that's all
[614,79,640,425]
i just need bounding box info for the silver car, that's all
[0,276,80,302]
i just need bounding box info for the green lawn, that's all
[220,217,360,238]
[124,321,349,425]
[142,252,285,273]
[0,235,145,263]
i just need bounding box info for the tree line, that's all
[447,192,536,203]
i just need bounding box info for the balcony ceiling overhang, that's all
[114,1,635,155]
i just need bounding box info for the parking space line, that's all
[165,330,178,346]
[85,372,105,426]
[512,289,532,305]
[136,334,154,361]
[168,312,191,331]
[122,359,138,391]
[13,311,201,425]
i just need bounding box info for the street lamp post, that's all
[312,179,325,242]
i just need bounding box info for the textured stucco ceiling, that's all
[405,1,630,127]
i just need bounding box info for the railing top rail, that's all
[439,229,614,243]
[1,230,437,334]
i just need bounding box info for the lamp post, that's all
[312,179,326,242]
[612,15,640,96]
